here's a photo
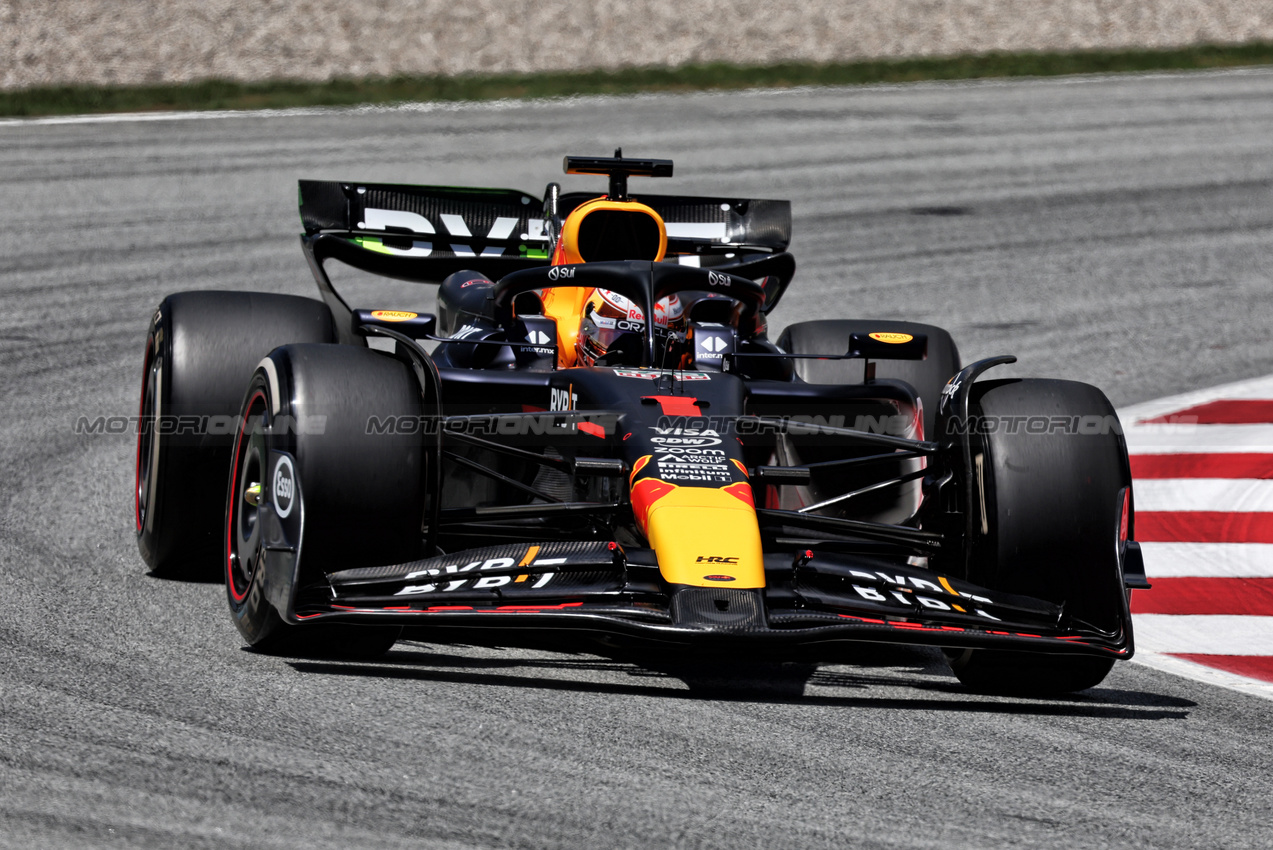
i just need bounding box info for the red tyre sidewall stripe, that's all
[134,333,153,533]
[227,389,266,604]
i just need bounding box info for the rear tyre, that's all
[777,319,959,439]
[226,344,424,659]
[135,291,336,579]
[947,378,1130,695]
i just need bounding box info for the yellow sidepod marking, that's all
[645,487,764,588]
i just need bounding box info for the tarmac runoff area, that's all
[1,69,1272,849]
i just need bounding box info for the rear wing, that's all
[559,191,791,256]
[299,180,791,278]
[298,179,795,340]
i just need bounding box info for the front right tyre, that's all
[945,378,1132,695]
[135,291,335,580]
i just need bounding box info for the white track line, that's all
[1134,652,1273,701]
[1119,374,1273,422]
[1133,615,1273,655]
[1140,542,1273,578]
[1133,479,1273,513]
[1122,423,1273,454]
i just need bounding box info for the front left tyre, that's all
[225,343,426,659]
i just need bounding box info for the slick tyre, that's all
[135,291,335,580]
[947,378,1132,695]
[226,344,425,659]
[777,319,959,439]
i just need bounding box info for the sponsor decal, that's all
[547,266,576,281]
[523,220,550,242]
[650,437,722,447]
[655,465,730,483]
[696,556,739,564]
[658,455,726,465]
[550,387,577,412]
[869,332,913,344]
[613,370,710,381]
[655,447,725,456]
[597,291,680,326]
[273,455,296,519]
[395,572,556,596]
[460,279,492,288]
[649,426,722,447]
[707,270,731,287]
[703,575,736,582]
[699,336,729,354]
[362,208,435,235]
[394,548,569,596]
[526,329,553,346]
[371,310,418,321]
[834,568,1002,620]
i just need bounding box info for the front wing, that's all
[294,541,1134,660]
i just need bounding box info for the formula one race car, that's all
[135,152,1148,694]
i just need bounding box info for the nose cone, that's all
[638,482,765,589]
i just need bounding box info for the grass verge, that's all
[3,42,1272,118]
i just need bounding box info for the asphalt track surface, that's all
[2,70,1272,848]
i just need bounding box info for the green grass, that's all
[4,42,1272,118]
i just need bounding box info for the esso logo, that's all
[548,266,576,281]
[273,456,296,518]
[869,332,913,344]
[707,271,731,287]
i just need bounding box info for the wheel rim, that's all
[228,390,268,604]
[135,336,160,534]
